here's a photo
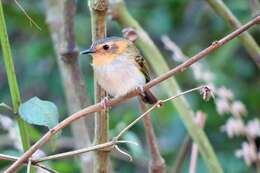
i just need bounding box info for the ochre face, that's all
[91,40,129,67]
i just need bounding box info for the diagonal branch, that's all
[206,0,260,67]
[4,15,260,173]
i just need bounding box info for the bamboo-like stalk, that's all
[45,0,94,172]
[139,101,166,173]
[5,15,260,173]
[88,0,110,172]
[110,1,223,172]
[206,0,260,67]
[0,0,30,151]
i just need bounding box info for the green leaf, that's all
[19,97,59,129]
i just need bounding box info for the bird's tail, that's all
[140,90,158,105]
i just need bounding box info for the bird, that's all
[80,36,158,106]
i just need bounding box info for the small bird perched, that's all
[80,36,157,105]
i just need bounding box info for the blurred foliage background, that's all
[0,0,259,172]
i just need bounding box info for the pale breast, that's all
[93,56,146,97]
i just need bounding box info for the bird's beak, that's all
[80,48,95,55]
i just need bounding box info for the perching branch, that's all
[110,0,221,172]
[45,0,93,172]
[3,86,204,167]
[4,15,260,173]
[206,0,260,67]
[139,101,166,173]
[88,0,110,172]
[109,1,259,171]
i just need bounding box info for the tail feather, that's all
[140,90,158,104]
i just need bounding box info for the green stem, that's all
[206,0,260,68]
[111,1,224,173]
[0,0,30,151]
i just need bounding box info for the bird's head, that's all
[80,37,132,67]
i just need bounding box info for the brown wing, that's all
[134,55,150,83]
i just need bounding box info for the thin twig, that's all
[116,86,205,140]
[34,164,59,173]
[0,154,19,161]
[171,135,192,173]
[34,87,202,163]
[4,16,260,173]
[26,158,32,173]
[139,101,166,173]
[0,154,57,173]
[206,0,260,67]
[14,0,41,30]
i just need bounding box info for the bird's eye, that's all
[103,44,110,50]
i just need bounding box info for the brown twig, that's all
[0,154,57,173]
[206,0,260,67]
[171,135,192,173]
[139,100,166,173]
[88,0,110,172]
[4,16,260,173]
[31,87,203,164]
[1,86,203,173]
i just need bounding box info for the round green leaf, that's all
[19,97,59,129]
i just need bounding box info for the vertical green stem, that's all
[88,0,110,172]
[0,0,30,151]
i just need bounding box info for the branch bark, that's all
[45,0,94,172]
[88,0,110,172]
[206,0,260,67]
[139,101,166,173]
[4,14,260,173]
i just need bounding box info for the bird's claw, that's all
[101,96,110,110]
[136,86,146,97]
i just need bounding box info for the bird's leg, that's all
[136,86,146,97]
[100,96,111,110]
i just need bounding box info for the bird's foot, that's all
[101,96,110,110]
[136,86,146,97]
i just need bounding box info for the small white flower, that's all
[245,119,260,138]
[216,98,230,115]
[217,87,234,100]
[235,142,257,165]
[221,118,245,138]
[231,101,247,118]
